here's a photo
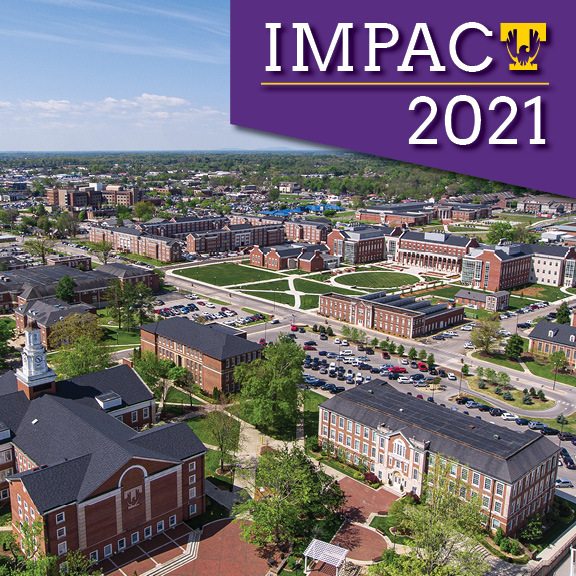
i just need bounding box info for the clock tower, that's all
[16,323,56,400]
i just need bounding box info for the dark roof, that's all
[401,231,471,247]
[16,298,94,328]
[140,317,263,360]
[455,289,487,303]
[529,320,576,347]
[320,382,558,484]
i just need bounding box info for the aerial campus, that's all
[0,153,576,576]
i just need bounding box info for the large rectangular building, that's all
[319,382,559,536]
[318,292,464,338]
[140,318,263,394]
[327,227,401,265]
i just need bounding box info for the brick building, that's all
[46,254,92,271]
[249,244,332,272]
[0,328,205,568]
[462,242,576,291]
[186,223,285,255]
[528,316,576,369]
[89,226,182,263]
[139,216,227,237]
[318,292,464,337]
[454,289,510,312]
[140,318,263,394]
[0,263,159,311]
[319,383,558,536]
[14,297,95,348]
[397,232,480,273]
[327,227,400,265]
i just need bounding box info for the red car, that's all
[197,301,205,306]
[303,345,316,350]
[291,325,298,332]
[259,338,266,346]
[390,366,407,373]
[382,352,390,359]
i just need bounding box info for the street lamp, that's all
[458,357,464,396]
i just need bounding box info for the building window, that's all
[104,544,112,557]
[169,515,177,527]
[131,532,139,545]
[144,526,152,539]
[189,475,196,485]
[118,538,126,551]
[491,518,500,529]
[57,527,66,539]
[482,496,490,508]
[189,461,196,472]
[472,472,480,487]
[496,482,504,497]
[131,411,138,423]
[58,542,67,556]
[189,488,196,499]
[494,501,503,514]
[484,478,492,491]
[89,551,98,563]
[189,504,197,515]
[143,407,150,419]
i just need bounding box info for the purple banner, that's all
[231,0,574,195]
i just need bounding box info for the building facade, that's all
[319,383,558,536]
[528,317,576,369]
[318,292,465,337]
[454,289,510,312]
[140,318,263,394]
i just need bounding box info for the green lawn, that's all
[471,352,525,372]
[498,214,545,224]
[307,272,336,283]
[334,271,419,289]
[165,387,204,405]
[300,295,320,309]
[412,285,474,300]
[293,278,362,296]
[204,449,236,488]
[524,358,576,387]
[175,262,281,286]
[370,515,413,546]
[303,390,325,438]
[186,413,240,446]
[538,413,576,434]
[467,378,555,411]
[123,253,168,267]
[102,327,141,346]
[529,497,576,554]
[236,279,290,292]
[241,291,295,307]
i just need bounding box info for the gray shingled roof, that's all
[140,317,263,360]
[17,298,94,328]
[401,231,471,247]
[528,320,576,347]
[320,382,558,484]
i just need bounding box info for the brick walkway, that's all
[339,477,399,523]
[332,522,387,563]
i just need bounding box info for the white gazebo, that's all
[303,539,349,576]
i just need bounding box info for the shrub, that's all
[495,385,503,395]
[364,472,379,485]
[494,526,505,546]
[326,327,333,336]
[478,380,487,389]
[557,414,567,425]
[305,435,320,452]
[520,514,544,543]
[529,387,537,397]
[503,391,514,401]
[500,537,511,553]
[381,549,400,564]
[212,387,220,401]
[353,472,364,480]
[510,539,522,556]
[538,390,547,402]
[312,324,318,332]
[522,394,533,405]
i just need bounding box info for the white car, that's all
[464,342,475,349]
[447,373,457,380]
[461,325,473,331]
[398,376,411,384]
[400,358,409,365]
[341,339,349,346]
[445,331,458,336]
[355,373,363,384]
[334,338,341,344]
[205,302,215,308]
[341,350,354,356]
[556,479,574,488]
[501,412,517,421]
[365,375,372,382]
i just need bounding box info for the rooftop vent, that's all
[494,434,500,440]
[368,389,373,394]
[31,419,38,425]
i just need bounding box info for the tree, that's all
[418,349,427,362]
[133,350,174,393]
[397,344,405,356]
[55,275,77,304]
[408,347,418,360]
[235,334,305,434]
[56,212,79,237]
[470,318,501,356]
[268,188,280,201]
[133,201,156,221]
[103,279,153,331]
[388,342,397,355]
[484,368,497,384]
[505,333,524,360]
[387,455,489,576]
[556,301,571,325]
[233,446,345,546]
[0,208,18,230]
[49,313,103,349]
[497,371,511,388]
[549,349,568,374]
[23,237,57,265]
[0,319,14,368]
[370,337,380,347]
[206,400,242,473]
[126,281,155,327]
[51,336,113,379]
[475,366,484,380]
[89,239,114,264]
[427,353,435,367]
[486,221,515,245]
[462,364,469,376]
[557,414,568,425]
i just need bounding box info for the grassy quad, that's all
[241,291,296,307]
[333,270,420,290]
[174,262,282,286]
[293,278,363,295]
[511,284,567,302]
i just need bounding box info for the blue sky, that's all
[0,0,315,151]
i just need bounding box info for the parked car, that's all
[302,345,316,350]
[515,418,530,426]
[382,352,391,359]
[528,421,546,430]
[447,373,457,381]
[490,408,504,417]
[319,333,328,340]
[398,376,411,384]
[558,432,575,442]
[465,401,482,409]
[555,479,574,488]
[455,396,470,405]
[501,412,517,421]
[541,427,560,436]
[438,369,447,378]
